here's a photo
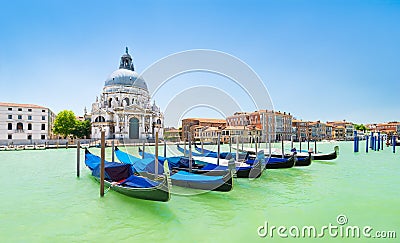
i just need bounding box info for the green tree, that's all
[53,110,77,138]
[354,124,369,132]
[72,120,91,138]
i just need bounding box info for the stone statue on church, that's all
[111,99,118,108]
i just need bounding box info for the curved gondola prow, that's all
[248,150,265,179]
[213,170,234,192]
[293,152,312,167]
[162,160,172,201]
[334,146,339,156]
[227,158,237,178]
[292,153,297,167]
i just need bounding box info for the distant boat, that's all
[81,144,90,149]
[236,146,338,161]
[15,145,25,151]
[35,144,46,150]
[5,145,16,151]
[115,147,234,192]
[271,147,339,161]
[95,143,109,148]
[84,149,171,202]
[24,145,35,150]
[0,145,6,151]
[193,144,304,169]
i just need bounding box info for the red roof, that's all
[183,118,226,123]
[0,102,46,109]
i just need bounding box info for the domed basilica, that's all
[88,48,163,140]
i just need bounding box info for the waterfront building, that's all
[309,120,327,141]
[0,102,55,144]
[163,128,181,142]
[247,110,292,142]
[191,125,255,144]
[327,120,354,140]
[221,125,250,143]
[376,121,400,135]
[291,119,309,142]
[332,126,345,140]
[88,48,163,140]
[226,112,250,126]
[325,124,333,140]
[181,118,226,141]
[198,126,221,144]
[226,110,293,142]
[366,123,377,131]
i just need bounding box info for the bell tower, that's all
[119,47,135,71]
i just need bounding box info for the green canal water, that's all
[0,141,399,242]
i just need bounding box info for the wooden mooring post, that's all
[76,140,80,178]
[111,140,115,162]
[100,131,105,197]
[142,140,145,159]
[155,132,159,175]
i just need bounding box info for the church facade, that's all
[88,48,163,140]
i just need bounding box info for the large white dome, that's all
[103,48,148,90]
[104,68,148,90]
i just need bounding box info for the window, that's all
[18,108,22,111]
[41,135,46,140]
[123,97,129,106]
[28,109,32,112]
[42,109,45,112]
[18,115,22,119]
[8,107,12,111]
[8,123,12,130]
[8,115,12,119]
[28,115,32,120]
[41,124,45,130]
[27,135,32,140]
[28,124,32,130]
[95,116,105,122]
[42,116,46,120]
[8,134,12,139]
[17,122,23,131]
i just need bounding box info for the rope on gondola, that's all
[104,185,112,194]
[104,180,124,194]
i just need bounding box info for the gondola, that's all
[292,154,311,166]
[115,147,233,192]
[239,146,339,161]
[265,156,296,169]
[193,144,301,168]
[272,146,338,161]
[309,146,339,160]
[175,145,265,178]
[84,149,171,202]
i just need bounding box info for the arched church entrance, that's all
[129,117,139,139]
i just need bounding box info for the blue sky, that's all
[0,0,399,126]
